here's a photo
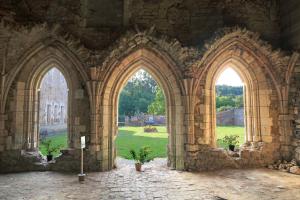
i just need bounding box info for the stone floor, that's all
[0,158,299,200]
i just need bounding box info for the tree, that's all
[215,85,244,112]
[216,85,243,96]
[119,70,157,117]
[147,87,165,115]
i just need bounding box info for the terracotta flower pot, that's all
[46,154,53,162]
[135,163,142,171]
[229,145,235,151]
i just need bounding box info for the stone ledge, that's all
[0,149,101,173]
[185,143,280,171]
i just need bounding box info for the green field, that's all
[39,133,67,157]
[216,126,245,148]
[116,126,168,159]
[39,126,245,158]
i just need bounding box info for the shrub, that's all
[218,135,239,146]
[144,125,158,133]
[41,139,63,156]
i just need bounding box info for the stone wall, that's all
[0,0,281,49]
[123,115,166,126]
[0,1,299,173]
[280,0,300,50]
[288,58,300,164]
[39,68,68,127]
[216,108,244,126]
[186,142,280,171]
[124,0,280,47]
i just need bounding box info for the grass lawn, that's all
[39,132,67,157]
[116,126,168,159]
[216,126,245,148]
[38,126,245,158]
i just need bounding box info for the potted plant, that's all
[129,146,153,171]
[220,135,239,151]
[41,139,63,162]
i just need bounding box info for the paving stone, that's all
[0,158,300,200]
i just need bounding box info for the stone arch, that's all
[197,30,283,100]
[3,39,89,113]
[25,58,71,150]
[195,40,281,150]
[5,42,90,153]
[204,58,260,147]
[99,48,185,171]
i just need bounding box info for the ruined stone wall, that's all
[288,60,300,164]
[0,0,281,49]
[280,0,300,50]
[124,0,280,47]
[0,0,299,173]
[39,68,68,126]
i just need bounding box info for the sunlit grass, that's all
[116,126,168,159]
[39,132,67,157]
[216,126,245,148]
[38,126,245,158]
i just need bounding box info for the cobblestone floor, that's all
[0,158,300,200]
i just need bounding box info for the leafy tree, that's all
[215,85,244,111]
[216,85,243,96]
[147,87,165,115]
[119,70,157,117]
[233,95,244,108]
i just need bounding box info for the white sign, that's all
[81,136,86,149]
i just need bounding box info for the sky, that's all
[216,68,244,86]
[131,68,243,86]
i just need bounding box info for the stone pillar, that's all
[0,114,8,151]
[279,84,293,160]
[183,78,196,145]
[182,78,198,170]
[279,113,293,159]
[14,82,25,150]
[86,68,104,170]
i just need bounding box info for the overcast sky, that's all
[216,68,243,86]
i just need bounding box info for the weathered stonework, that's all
[0,1,299,173]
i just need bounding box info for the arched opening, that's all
[202,58,263,148]
[22,59,74,156]
[116,69,167,165]
[215,67,245,148]
[99,49,184,171]
[38,68,69,157]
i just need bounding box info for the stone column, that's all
[0,113,8,151]
[86,67,104,169]
[278,85,293,159]
[182,78,200,168]
[14,82,25,150]
[183,78,196,145]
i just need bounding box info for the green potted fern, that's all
[129,146,153,171]
[41,139,63,162]
[220,135,239,151]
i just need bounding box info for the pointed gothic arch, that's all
[5,42,90,154]
[98,48,186,170]
[196,43,280,150]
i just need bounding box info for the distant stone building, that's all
[39,68,68,132]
